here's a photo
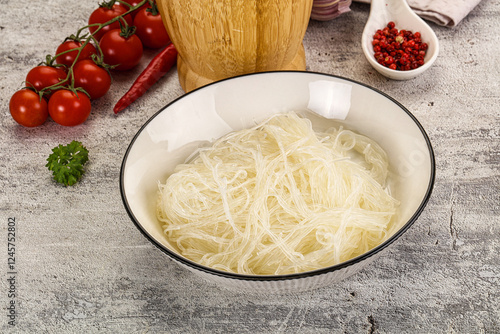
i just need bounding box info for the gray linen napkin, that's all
[354,0,482,27]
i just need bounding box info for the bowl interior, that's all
[121,71,434,276]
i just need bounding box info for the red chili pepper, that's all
[113,43,178,114]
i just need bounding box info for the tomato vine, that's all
[45,0,149,97]
[10,0,175,127]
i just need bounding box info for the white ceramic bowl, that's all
[361,0,439,80]
[120,71,435,293]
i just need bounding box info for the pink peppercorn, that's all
[372,22,428,71]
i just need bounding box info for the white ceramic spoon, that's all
[361,0,439,80]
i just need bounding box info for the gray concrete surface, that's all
[1,0,498,333]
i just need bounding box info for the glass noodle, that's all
[157,112,399,275]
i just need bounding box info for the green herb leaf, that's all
[46,140,89,186]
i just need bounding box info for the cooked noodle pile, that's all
[157,112,399,275]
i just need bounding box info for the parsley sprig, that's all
[46,140,89,186]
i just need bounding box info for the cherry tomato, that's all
[133,5,170,49]
[25,66,67,92]
[121,0,147,18]
[48,90,91,126]
[73,60,112,99]
[100,29,143,71]
[9,89,49,127]
[55,39,97,67]
[88,3,133,41]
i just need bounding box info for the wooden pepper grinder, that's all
[156,0,313,92]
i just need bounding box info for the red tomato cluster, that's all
[9,0,170,128]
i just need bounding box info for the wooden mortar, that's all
[157,0,313,92]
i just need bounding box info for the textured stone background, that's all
[0,0,498,333]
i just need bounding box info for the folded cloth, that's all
[311,0,353,21]
[354,0,482,27]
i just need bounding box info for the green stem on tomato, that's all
[99,0,119,10]
[146,1,160,15]
[117,18,137,38]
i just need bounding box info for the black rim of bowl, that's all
[119,70,436,282]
